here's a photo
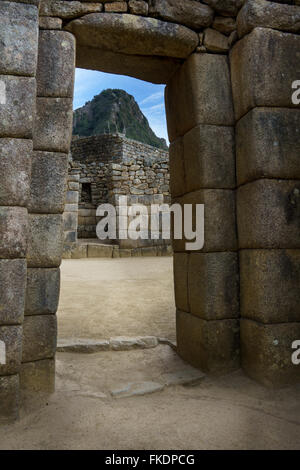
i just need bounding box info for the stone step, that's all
[57,339,110,353]
[57,336,170,353]
[68,242,172,259]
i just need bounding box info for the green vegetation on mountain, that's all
[73,89,168,150]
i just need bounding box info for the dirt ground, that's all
[0,346,299,450]
[0,258,299,450]
[57,258,176,341]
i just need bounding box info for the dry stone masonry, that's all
[64,134,170,255]
[0,0,299,422]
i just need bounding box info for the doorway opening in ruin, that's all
[57,69,176,349]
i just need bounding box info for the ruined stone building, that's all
[63,133,172,257]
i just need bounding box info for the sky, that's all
[73,68,169,143]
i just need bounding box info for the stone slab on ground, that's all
[57,336,173,353]
[111,381,164,398]
[57,338,110,353]
[110,336,158,350]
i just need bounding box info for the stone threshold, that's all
[57,336,177,353]
[63,241,173,259]
[56,337,207,399]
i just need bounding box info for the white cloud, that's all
[142,103,165,114]
[139,90,164,106]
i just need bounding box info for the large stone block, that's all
[64,203,78,212]
[104,2,128,13]
[213,16,236,35]
[128,0,148,16]
[0,2,38,76]
[173,253,189,312]
[64,230,76,243]
[39,16,62,30]
[0,139,32,207]
[241,319,300,387]
[230,28,300,120]
[11,0,40,5]
[40,0,102,18]
[37,30,75,98]
[63,212,78,231]
[25,268,60,316]
[237,179,300,249]
[29,151,68,214]
[169,138,186,197]
[237,0,300,38]
[20,358,55,393]
[88,244,114,258]
[240,249,300,324]
[22,315,57,363]
[149,0,214,30]
[165,53,234,142]
[27,214,63,268]
[0,259,26,325]
[33,97,73,153]
[0,375,19,424]
[204,0,244,16]
[176,310,240,374]
[65,190,79,204]
[236,108,300,185]
[65,13,198,59]
[189,252,239,320]
[62,242,75,259]
[184,124,236,191]
[203,28,229,53]
[0,76,36,138]
[173,189,237,253]
[0,207,27,259]
[0,325,22,375]
[76,45,181,85]
[70,243,88,259]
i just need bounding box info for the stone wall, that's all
[0,0,300,424]
[70,134,170,246]
[62,158,80,257]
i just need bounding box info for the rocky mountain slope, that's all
[73,89,168,150]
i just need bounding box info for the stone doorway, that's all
[1,1,300,423]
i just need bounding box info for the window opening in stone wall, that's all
[81,182,92,204]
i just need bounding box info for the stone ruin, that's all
[62,133,172,258]
[0,0,300,423]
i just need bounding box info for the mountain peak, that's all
[73,89,168,150]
